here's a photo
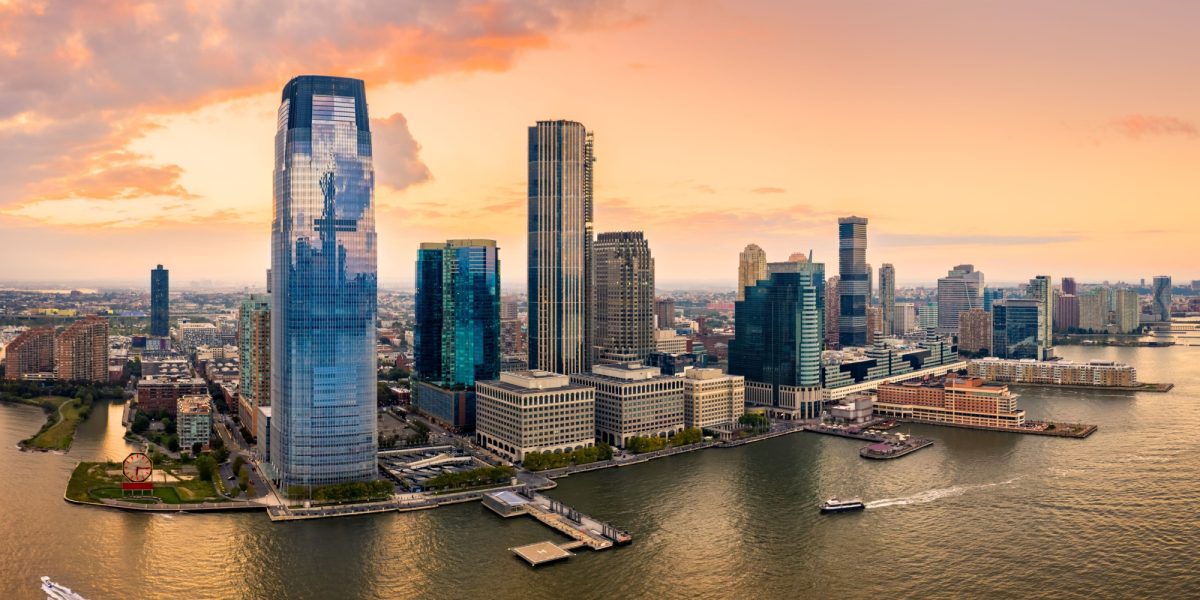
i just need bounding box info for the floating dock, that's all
[510,541,574,566]
[484,489,631,566]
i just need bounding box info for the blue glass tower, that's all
[150,264,169,337]
[414,240,501,386]
[838,216,869,347]
[992,299,1039,360]
[270,76,377,491]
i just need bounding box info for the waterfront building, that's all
[655,329,689,354]
[874,376,1025,428]
[150,264,169,338]
[1062,277,1077,296]
[414,239,501,386]
[270,75,378,489]
[1079,289,1109,332]
[56,317,108,382]
[654,299,675,330]
[991,299,1040,360]
[1054,294,1080,332]
[1027,275,1054,360]
[570,363,684,447]
[178,323,218,353]
[937,264,985,336]
[177,395,213,453]
[894,302,917,334]
[1115,289,1139,333]
[879,263,895,335]
[918,303,939,330]
[682,368,745,430]
[958,308,992,355]
[824,276,840,349]
[830,393,874,424]
[476,371,595,462]
[1152,276,1172,321]
[737,243,768,302]
[412,380,476,431]
[967,357,1138,388]
[838,216,869,347]
[528,120,594,375]
[594,232,655,363]
[136,376,206,416]
[730,260,824,418]
[238,295,270,435]
[4,327,55,380]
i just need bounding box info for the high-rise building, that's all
[992,299,1040,360]
[528,120,594,375]
[4,327,55,380]
[414,240,501,386]
[894,302,917,334]
[824,276,840,349]
[571,363,684,447]
[270,75,378,490]
[768,255,825,345]
[937,264,985,336]
[838,216,869,347]
[682,368,746,430]
[958,308,992,355]
[594,232,655,363]
[879,263,895,335]
[918,303,939,330]
[150,264,169,338]
[1054,294,1080,332]
[866,306,883,344]
[476,370,596,462]
[1027,275,1054,360]
[178,322,218,353]
[238,295,270,434]
[1152,276,1172,321]
[1115,289,1139,333]
[654,298,675,330]
[1061,277,1077,296]
[982,286,1001,312]
[56,317,108,382]
[738,244,768,302]
[500,296,520,321]
[177,395,213,453]
[730,260,824,418]
[1079,289,1110,332]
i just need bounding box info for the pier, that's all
[804,423,934,460]
[484,489,631,566]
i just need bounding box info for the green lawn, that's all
[21,396,86,451]
[65,461,227,505]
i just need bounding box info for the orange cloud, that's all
[1111,115,1198,140]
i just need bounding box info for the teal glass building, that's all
[270,76,377,491]
[414,240,501,387]
[992,299,1040,360]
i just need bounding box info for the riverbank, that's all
[4,396,86,452]
[65,460,233,507]
[896,418,1097,438]
[1008,381,1174,393]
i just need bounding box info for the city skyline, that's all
[2,2,1199,288]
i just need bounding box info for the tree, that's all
[212,446,230,463]
[162,417,175,434]
[232,455,246,475]
[192,442,203,456]
[377,382,394,407]
[195,455,217,481]
[132,413,151,434]
[167,436,180,452]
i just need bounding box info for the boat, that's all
[819,497,866,514]
[41,576,88,600]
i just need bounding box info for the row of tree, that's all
[287,480,395,502]
[625,427,704,454]
[423,466,515,491]
[522,443,614,471]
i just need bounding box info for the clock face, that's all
[122,452,153,483]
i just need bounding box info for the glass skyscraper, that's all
[150,264,169,337]
[528,120,594,375]
[1152,276,1172,321]
[414,240,501,386]
[270,76,377,491]
[992,299,1040,360]
[838,216,869,347]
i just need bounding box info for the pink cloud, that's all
[1111,115,1199,140]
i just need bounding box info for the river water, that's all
[2,346,1198,599]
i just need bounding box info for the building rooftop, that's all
[176,395,212,415]
[586,362,663,381]
[488,370,589,393]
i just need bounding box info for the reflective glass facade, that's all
[150,264,169,337]
[270,76,377,490]
[992,299,1039,360]
[414,240,501,387]
[838,216,869,347]
[729,264,824,402]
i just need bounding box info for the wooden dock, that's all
[485,489,631,565]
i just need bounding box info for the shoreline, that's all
[1005,381,1173,393]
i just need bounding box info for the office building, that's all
[918,303,939,330]
[838,216,869,347]
[937,264,985,336]
[879,263,895,335]
[769,255,826,345]
[655,299,675,330]
[875,376,1025,429]
[476,371,595,462]
[270,76,378,489]
[238,295,270,434]
[594,232,655,363]
[738,243,768,302]
[992,299,1040,360]
[894,302,917,334]
[866,306,883,344]
[150,264,169,338]
[412,380,476,431]
[1115,289,1139,333]
[645,351,699,376]
[414,239,501,386]
[655,329,689,354]
[136,376,206,416]
[730,260,823,418]
[571,363,684,447]
[4,327,55,380]
[982,287,1002,312]
[1062,277,1077,296]
[958,308,992,355]
[968,357,1138,388]
[824,276,840,349]
[56,317,108,382]
[1054,294,1079,332]
[178,322,218,353]
[500,296,520,321]
[1152,276,1172,321]
[528,120,594,375]
[682,368,745,430]
[177,395,213,453]
[1079,288,1109,332]
[1027,275,1054,360]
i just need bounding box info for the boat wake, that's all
[865,478,1020,509]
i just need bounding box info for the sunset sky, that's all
[1,0,1197,289]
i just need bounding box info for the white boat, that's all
[41,576,88,600]
[819,497,866,514]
